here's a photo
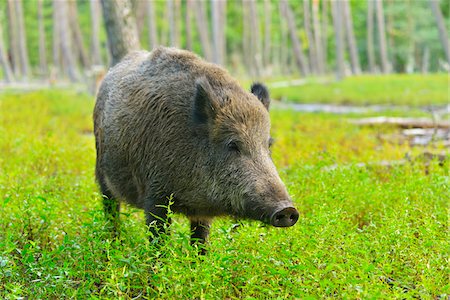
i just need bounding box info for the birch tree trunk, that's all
[342,0,361,74]
[312,0,324,74]
[263,0,271,68]
[194,1,212,61]
[167,0,180,47]
[147,0,158,49]
[185,0,193,51]
[367,0,376,73]
[248,0,261,76]
[90,0,103,66]
[376,0,390,73]
[52,0,61,74]
[101,0,141,67]
[304,0,318,74]
[321,0,328,73]
[331,0,345,80]
[69,0,90,69]
[0,15,14,83]
[37,0,48,76]
[280,0,309,76]
[15,0,30,79]
[7,0,20,77]
[430,0,450,65]
[211,0,226,65]
[56,0,79,81]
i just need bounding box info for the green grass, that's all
[269,74,450,106]
[0,90,448,298]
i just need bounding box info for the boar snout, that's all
[270,206,299,227]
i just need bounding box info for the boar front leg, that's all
[145,197,171,241]
[190,218,212,245]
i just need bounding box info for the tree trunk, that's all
[90,0,103,66]
[185,0,193,51]
[193,0,212,61]
[376,0,390,73]
[101,0,141,67]
[280,0,309,76]
[15,0,30,79]
[37,0,48,76]
[342,0,360,75]
[430,0,450,65]
[386,0,396,71]
[312,0,324,74]
[248,0,261,76]
[263,0,271,69]
[68,0,90,69]
[134,0,146,37]
[211,0,226,65]
[321,0,328,73]
[52,0,61,74]
[331,0,345,80]
[0,15,14,83]
[304,0,318,74]
[367,0,376,73]
[167,0,180,47]
[7,0,20,77]
[55,0,79,81]
[147,0,158,49]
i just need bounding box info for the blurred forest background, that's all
[0,0,449,87]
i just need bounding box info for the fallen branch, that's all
[351,117,450,129]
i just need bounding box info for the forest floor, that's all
[0,76,448,298]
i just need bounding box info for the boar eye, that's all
[227,141,240,153]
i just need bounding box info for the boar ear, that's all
[193,77,219,124]
[251,82,270,110]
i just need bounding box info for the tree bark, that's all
[90,0,103,66]
[430,0,450,65]
[280,0,309,76]
[321,0,328,73]
[101,0,141,67]
[167,0,180,47]
[331,0,345,80]
[304,0,318,74]
[0,15,14,83]
[37,0,48,76]
[263,0,271,68]
[376,0,390,73]
[52,0,61,74]
[185,0,193,51]
[367,0,376,73]
[7,0,21,78]
[342,0,361,74]
[147,0,158,49]
[55,0,79,81]
[211,0,226,65]
[68,0,90,69]
[312,0,324,74]
[15,0,30,79]
[193,0,212,61]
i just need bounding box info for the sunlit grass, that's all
[269,74,449,106]
[0,90,448,298]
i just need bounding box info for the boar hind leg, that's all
[145,198,172,241]
[98,176,120,233]
[190,218,212,245]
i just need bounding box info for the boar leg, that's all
[190,218,212,245]
[145,198,172,240]
[99,180,120,235]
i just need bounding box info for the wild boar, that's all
[93,47,298,245]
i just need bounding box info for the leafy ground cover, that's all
[268,74,449,106]
[0,89,448,298]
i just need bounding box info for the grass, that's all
[0,89,448,298]
[268,74,449,106]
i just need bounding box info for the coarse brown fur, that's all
[94,47,297,245]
